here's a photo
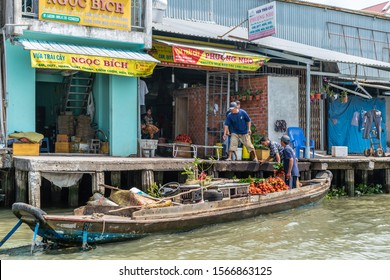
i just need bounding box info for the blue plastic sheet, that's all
[327,95,386,154]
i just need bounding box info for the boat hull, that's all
[13,178,330,246]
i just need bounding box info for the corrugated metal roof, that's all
[154,18,390,71]
[17,39,160,63]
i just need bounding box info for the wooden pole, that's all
[28,171,41,208]
[68,183,79,207]
[92,172,105,194]
[15,169,27,203]
[385,169,390,194]
[345,169,354,197]
[361,170,368,186]
[110,171,121,187]
[141,170,154,192]
[2,169,15,207]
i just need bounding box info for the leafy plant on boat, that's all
[147,182,162,198]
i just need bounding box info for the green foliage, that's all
[355,183,383,196]
[326,183,383,199]
[326,186,347,199]
[273,163,284,171]
[147,182,161,198]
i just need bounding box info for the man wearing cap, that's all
[280,135,299,189]
[223,102,258,161]
[224,101,241,159]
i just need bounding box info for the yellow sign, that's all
[149,42,269,71]
[39,0,131,31]
[30,50,157,77]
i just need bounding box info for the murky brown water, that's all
[1,195,390,260]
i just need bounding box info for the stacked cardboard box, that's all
[57,114,75,136]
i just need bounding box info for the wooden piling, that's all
[1,169,15,207]
[110,171,121,187]
[385,169,390,194]
[141,170,154,192]
[345,169,355,197]
[92,172,105,194]
[68,183,79,207]
[15,170,27,203]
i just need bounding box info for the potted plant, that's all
[340,90,348,103]
[314,91,321,100]
[251,133,270,160]
[322,84,335,101]
[255,89,262,100]
[245,88,253,101]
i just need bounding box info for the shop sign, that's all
[39,0,131,31]
[30,50,157,77]
[248,1,276,41]
[149,42,268,72]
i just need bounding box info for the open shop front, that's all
[6,38,158,157]
[142,38,270,158]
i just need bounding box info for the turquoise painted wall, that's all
[109,75,137,156]
[94,74,110,142]
[6,41,36,135]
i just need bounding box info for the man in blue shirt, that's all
[280,135,299,189]
[223,102,258,161]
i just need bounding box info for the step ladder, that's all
[63,72,95,115]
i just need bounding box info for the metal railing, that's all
[21,0,145,30]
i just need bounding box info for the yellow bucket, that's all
[101,142,109,154]
[242,145,250,160]
[215,143,223,158]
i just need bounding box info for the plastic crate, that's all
[140,139,158,149]
[217,183,250,199]
[176,186,202,203]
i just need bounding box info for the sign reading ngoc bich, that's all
[30,50,157,77]
[248,1,276,41]
[39,0,131,31]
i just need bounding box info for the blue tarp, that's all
[328,95,386,154]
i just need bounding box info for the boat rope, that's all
[31,222,40,255]
[0,220,23,248]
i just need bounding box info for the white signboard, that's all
[248,1,277,41]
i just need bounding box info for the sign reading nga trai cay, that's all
[39,0,131,31]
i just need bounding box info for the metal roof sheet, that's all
[154,18,390,71]
[17,39,160,63]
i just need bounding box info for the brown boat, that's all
[8,171,332,248]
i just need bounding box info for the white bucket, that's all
[232,148,242,160]
[143,149,156,157]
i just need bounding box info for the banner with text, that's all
[149,42,269,71]
[39,0,131,31]
[248,1,277,41]
[30,50,157,77]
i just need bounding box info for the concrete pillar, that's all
[92,172,105,194]
[110,171,121,187]
[345,169,355,197]
[68,183,79,207]
[15,170,27,203]
[141,170,154,192]
[385,169,390,194]
[28,171,41,208]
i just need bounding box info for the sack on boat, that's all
[87,192,118,206]
[110,190,156,206]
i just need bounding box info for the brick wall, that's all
[238,76,269,136]
[173,76,270,157]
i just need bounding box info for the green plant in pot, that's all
[340,90,348,103]
[255,89,262,100]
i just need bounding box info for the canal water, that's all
[1,194,390,260]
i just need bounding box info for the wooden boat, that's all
[9,171,332,248]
